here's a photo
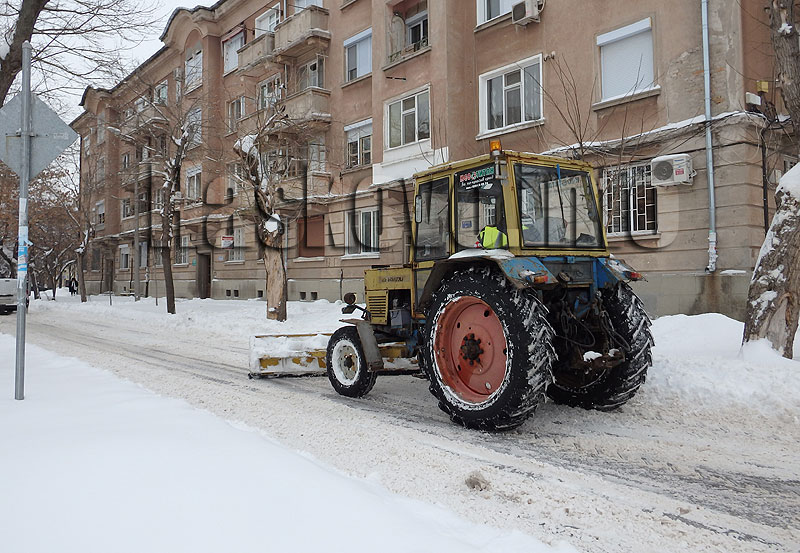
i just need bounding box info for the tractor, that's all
[325,143,654,431]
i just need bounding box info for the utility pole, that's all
[14,43,33,400]
[134,171,141,300]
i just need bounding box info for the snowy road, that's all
[2,297,798,552]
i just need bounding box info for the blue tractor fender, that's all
[417,250,557,311]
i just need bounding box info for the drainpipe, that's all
[702,0,718,272]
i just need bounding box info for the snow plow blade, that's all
[248,333,331,378]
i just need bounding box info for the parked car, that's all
[0,278,27,314]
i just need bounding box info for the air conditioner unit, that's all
[650,154,693,186]
[512,0,540,25]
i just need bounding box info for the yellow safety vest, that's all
[479,226,508,248]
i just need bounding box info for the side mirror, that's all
[343,292,357,305]
[414,195,422,224]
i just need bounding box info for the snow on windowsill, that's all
[292,256,325,263]
[592,86,661,111]
[607,231,660,242]
[342,253,381,260]
[476,119,545,141]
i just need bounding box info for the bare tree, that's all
[102,76,207,314]
[743,2,800,358]
[233,99,319,321]
[0,0,156,108]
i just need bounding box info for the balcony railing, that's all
[120,105,168,136]
[273,6,330,61]
[237,33,275,73]
[387,37,429,65]
[280,87,330,124]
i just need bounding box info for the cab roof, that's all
[412,151,594,181]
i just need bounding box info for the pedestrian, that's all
[68,278,77,296]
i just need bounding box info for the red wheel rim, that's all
[433,296,508,404]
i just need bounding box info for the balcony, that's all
[121,161,153,191]
[386,37,430,68]
[279,172,331,202]
[278,87,330,127]
[237,33,276,75]
[120,105,168,137]
[272,6,330,62]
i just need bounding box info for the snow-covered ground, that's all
[1,295,799,552]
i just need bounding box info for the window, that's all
[121,198,133,218]
[480,56,542,133]
[255,6,280,36]
[123,107,134,119]
[96,158,105,182]
[294,0,322,10]
[154,246,163,267]
[121,152,130,170]
[154,81,168,105]
[406,11,428,50]
[346,209,379,255]
[156,135,167,157]
[604,163,657,235]
[227,96,245,132]
[223,30,245,74]
[95,201,105,226]
[298,216,324,257]
[91,249,101,271]
[186,168,202,202]
[597,18,654,101]
[120,245,130,270]
[415,177,450,261]
[138,191,149,213]
[97,113,105,143]
[185,43,203,90]
[344,29,372,82]
[175,235,189,265]
[228,228,245,262]
[227,162,245,197]
[259,75,282,110]
[135,97,147,112]
[387,90,430,149]
[297,57,324,91]
[187,107,202,145]
[153,188,165,211]
[309,136,327,172]
[138,241,148,268]
[83,134,91,154]
[478,0,515,24]
[345,119,372,168]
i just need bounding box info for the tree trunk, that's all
[744,2,800,357]
[263,241,286,321]
[0,0,49,107]
[743,188,800,358]
[770,1,800,141]
[160,246,176,314]
[77,252,88,302]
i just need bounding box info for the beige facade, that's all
[73,0,794,319]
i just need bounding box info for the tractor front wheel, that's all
[326,326,377,398]
[423,267,555,431]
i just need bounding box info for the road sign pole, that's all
[15,41,32,401]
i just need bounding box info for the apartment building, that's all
[73,0,794,318]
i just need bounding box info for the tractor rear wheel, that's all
[423,267,555,431]
[547,282,653,410]
[326,326,377,398]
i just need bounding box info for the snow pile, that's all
[0,335,574,553]
[646,313,800,418]
[29,295,346,342]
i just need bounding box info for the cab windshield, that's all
[515,164,604,249]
